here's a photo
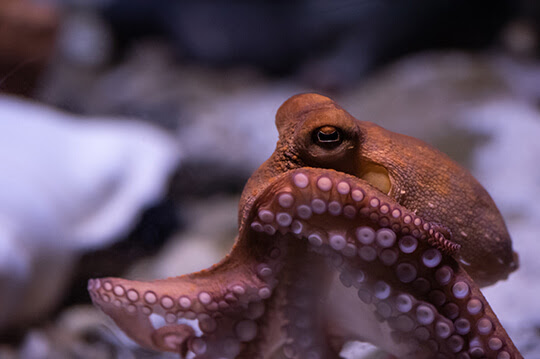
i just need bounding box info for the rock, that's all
[128,196,239,281]
[338,52,508,147]
[0,96,181,332]
[341,341,388,359]
[57,10,112,68]
[458,99,540,358]
[0,304,177,359]
[177,85,301,181]
[0,0,59,96]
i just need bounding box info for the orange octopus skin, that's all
[88,93,522,359]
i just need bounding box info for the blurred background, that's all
[0,0,539,358]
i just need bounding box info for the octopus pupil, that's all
[315,126,342,146]
[318,130,339,142]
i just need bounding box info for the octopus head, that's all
[242,93,518,287]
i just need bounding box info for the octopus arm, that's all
[88,243,281,358]
[251,167,522,358]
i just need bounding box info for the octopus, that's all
[88,93,522,359]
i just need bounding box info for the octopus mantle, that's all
[89,93,521,359]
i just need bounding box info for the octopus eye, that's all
[314,126,342,146]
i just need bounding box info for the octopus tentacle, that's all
[88,236,286,358]
[252,167,460,255]
[269,245,345,359]
[251,167,521,359]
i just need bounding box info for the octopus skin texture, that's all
[88,93,522,359]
